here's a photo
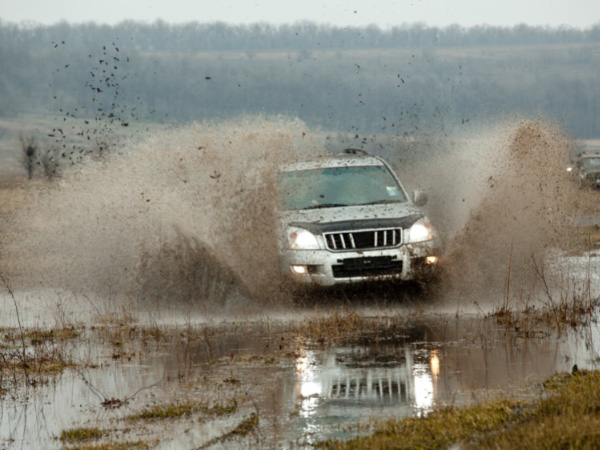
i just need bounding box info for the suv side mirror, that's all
[413,189,428,207]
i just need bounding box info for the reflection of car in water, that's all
[293,345,437,426]
[568,151,600,189]
[278,149,441,287]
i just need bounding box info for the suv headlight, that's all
[407,218,433,243]
[287,227,320,250]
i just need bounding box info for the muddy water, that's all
[2,309,600,449]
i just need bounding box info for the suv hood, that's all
[279,202,424,229]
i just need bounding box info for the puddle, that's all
[1,311,599,449]
[270,317,600,446]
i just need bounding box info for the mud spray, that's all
[425,119,584,306]
[0,115,588,315]
[0,116,321,313]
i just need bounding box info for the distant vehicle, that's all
[278,149,441,288]
[568,150,600,189]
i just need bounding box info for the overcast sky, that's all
[2,0,599,29]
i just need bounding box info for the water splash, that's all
[0,116,587,313]
[1,116,321,310]
[440,119,579,302]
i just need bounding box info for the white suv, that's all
[278,149,441,287]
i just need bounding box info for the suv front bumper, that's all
[280,239,440,287]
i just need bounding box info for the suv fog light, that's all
[292,265,308,274]
[425,256,439,265]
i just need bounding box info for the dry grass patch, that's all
[1,326,80,347]
[318,370,600,450]
[127,400,237,421]
[0,344,76,375]
[61,442,149,450]
[60,427,107,443]
[23,327,80,342]
[127,401,200,421]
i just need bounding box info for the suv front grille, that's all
[324,228,401,251]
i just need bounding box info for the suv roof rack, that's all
[343,148,369,156]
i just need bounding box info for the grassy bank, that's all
[318,369,600,449]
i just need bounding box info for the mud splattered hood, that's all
[279,202,425,233]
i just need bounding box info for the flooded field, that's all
[0,117,599,448]
[1,298,600,449]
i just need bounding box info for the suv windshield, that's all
[581,157,600,169]
[279,165,408,211]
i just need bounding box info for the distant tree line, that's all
[1,21,599,138]
[2,20,600,52]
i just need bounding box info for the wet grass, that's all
[318,369,600,450]
[0,326,80,371]
[492,297,596,333]
[0,324,80,386]
[61,442,149,450]
[0,338,76,378]
[126,401,201,420]
[127,400,237,421]
[202,401,239,417]
[59,427,150,450]
[60,427,107,442]
[16,326,80,342]
[228,413,259,436]
[199,413,259,448]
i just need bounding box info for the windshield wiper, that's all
[356,199,402,206]
[302,203,348,210]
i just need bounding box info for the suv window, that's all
[581,157,600,169]
[279,165,408,211]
